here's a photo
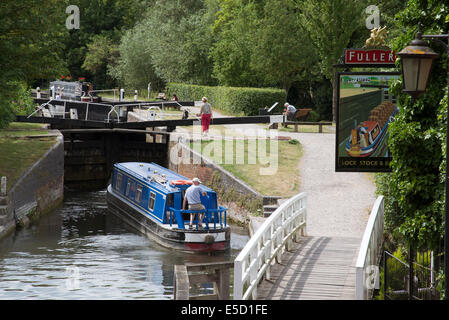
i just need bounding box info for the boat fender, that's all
[204,235,215,244]
[170,180,193,186]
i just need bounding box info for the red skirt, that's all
[201,113,211,132]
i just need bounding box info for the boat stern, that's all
[183,228,231,252]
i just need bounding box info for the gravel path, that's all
[291,132,376,238]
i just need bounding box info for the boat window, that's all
[166,193,174,208]
[116,173,123,191]
[126,181,131,196]
[371,125,380,140]
[136,185,143,202]
[149,192,156,211]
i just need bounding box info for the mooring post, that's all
[36,87,41,99]
[120,88,125,102]
[134,90,138,102]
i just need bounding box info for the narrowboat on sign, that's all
[106,162,230,253]
[345,104,397,157]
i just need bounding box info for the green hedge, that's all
[167,83,286,116]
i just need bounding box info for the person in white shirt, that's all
[283,102,297,120]
[182,177,207,229]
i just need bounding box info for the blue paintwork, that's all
[110,162,225,229]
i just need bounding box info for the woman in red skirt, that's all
[199,96,212,136]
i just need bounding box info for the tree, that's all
[250,0,319,91]
[110,0,217,88]
[82,34,120,88]
[0,0,68,128]
[211,0,265,87]
[297,0,368,122]
[107,24,164,90]
[61,0,149,88]
[376,0,449,253]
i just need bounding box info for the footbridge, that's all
[233,193,384,300]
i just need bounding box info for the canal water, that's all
[0,190,249,299]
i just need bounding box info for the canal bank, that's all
[0,127,64,240]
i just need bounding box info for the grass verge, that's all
[0,122,56,191]
[190,138,302,197]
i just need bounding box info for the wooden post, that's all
[217,267,230,299]
[1,176,6,196]
[174,265,190,300]
[184,262,233,300]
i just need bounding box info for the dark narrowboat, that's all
[345,108,397,157]
[106,162,230,253]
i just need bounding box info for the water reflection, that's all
[0,190,249,299]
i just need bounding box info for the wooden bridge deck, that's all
[257,236,360,300]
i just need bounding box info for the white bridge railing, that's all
[355,196,385,300]
[233,192,307,300]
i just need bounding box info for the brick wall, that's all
[4,132,64,233]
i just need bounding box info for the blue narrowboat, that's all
[106,162,230,253]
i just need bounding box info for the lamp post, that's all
[398,26,449,299]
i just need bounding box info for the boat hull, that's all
[106,185,231,253]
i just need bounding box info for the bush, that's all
[0,100,15,129]
[311,79,332,121]
[10,82,35,116]
[167,82,286,116]
[306,110,320,122]
[0,82,34,129]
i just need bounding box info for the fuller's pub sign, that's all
[335,26,399,172]
[344,49,396,65]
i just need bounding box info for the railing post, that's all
[383,251,387,300]
[355,196,385,300]
[233,260,243,300]
[233,192,307,300]
[265,230,271,280]
[250,247,258,300]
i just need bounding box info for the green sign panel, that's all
[335,72,400,172]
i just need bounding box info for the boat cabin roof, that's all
[361,121,379,132]
[114,162,213,194]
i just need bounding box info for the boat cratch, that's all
[106,162,230,252]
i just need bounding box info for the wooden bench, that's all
[283,121,332,133]
[294,108,312,121]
